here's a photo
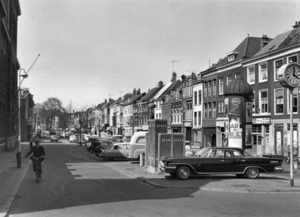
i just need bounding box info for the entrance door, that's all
[275,124,284,155]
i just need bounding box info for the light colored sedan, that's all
[100,143,130,161]
[50,135,59,142]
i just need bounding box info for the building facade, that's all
[0,0,21,151]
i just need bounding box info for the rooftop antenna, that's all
[170,60,178,72]
[117,91,123,97]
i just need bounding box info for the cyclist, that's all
[24,140,45,178]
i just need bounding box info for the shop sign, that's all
[216,121,224,127]
[253,118,270,124]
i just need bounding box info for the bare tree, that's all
[41,98,63,131]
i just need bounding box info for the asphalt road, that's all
[8,140,300,217]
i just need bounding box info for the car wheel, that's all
[176,166,191,180]
[245,167,260,179]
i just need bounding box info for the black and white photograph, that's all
[1,0,300,216]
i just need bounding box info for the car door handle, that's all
[221,160,225,162]
[241,160,246,162]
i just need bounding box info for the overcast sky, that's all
[18,0,300,110]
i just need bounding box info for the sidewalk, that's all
[0,143,31,217]
[75,145,300,193]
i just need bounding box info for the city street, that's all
[6,140,300,217]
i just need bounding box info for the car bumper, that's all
[159,161,176,173]
[274,166,284,172]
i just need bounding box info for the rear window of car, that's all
[136,137,145,144]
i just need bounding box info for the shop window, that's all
[275,88,284,114]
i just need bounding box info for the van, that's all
[127,132,147,161]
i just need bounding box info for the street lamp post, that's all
[17,69,28,168]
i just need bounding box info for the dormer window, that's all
[227,51,239,62]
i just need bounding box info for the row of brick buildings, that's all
[94,21,300,157]
[0,1,35,152]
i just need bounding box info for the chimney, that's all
[261,35,270,48]
[137,88,141,95]
[293,21,300,29]
[158,81,163,87]
[171,72,177,82]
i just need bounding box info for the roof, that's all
[122,93,146,106]
[152,82,173,101]
[216,37,262,68]
[253,30,292,57]
[137,86,164,103]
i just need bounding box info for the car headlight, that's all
[159,160,165,167]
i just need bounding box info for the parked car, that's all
[94,140,114,157]
[159,147,284,180]
[50,135,59,142]
[111,135,124,143]
[100,143,130,161]
[128,132,147,161]
[69,134,77,143]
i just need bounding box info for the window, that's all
[213,80,217,95]
[219,78,224,95]
[198,90,202,105]
[212,102,216,118]
[247,66,255,84]
[275,89,284,114]
[208,81,211,96]
[228,55,234,61]
[274,59,283,81]
[259,90,268,113]
[226,75,232,85]
[218,101,224,114]
[252,90,256,113]
[194,112,197,125]
[204,82,207,97]
[208,103,211,118]
[287,91,298,114]
[288,55,298,63]
[198,111,201,125]
[194,91,197,106]
[204,104,207,119]
[259,62,268,82]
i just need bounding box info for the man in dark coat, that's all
[24,140,45,178]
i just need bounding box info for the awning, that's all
[203,127,216,135]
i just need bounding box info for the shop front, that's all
[203,127,216,147]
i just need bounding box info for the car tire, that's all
[176,166,191,180]
[245,167,260,179]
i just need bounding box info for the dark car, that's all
[159,147,283,180]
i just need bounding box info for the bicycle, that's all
[31,156,42,183]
